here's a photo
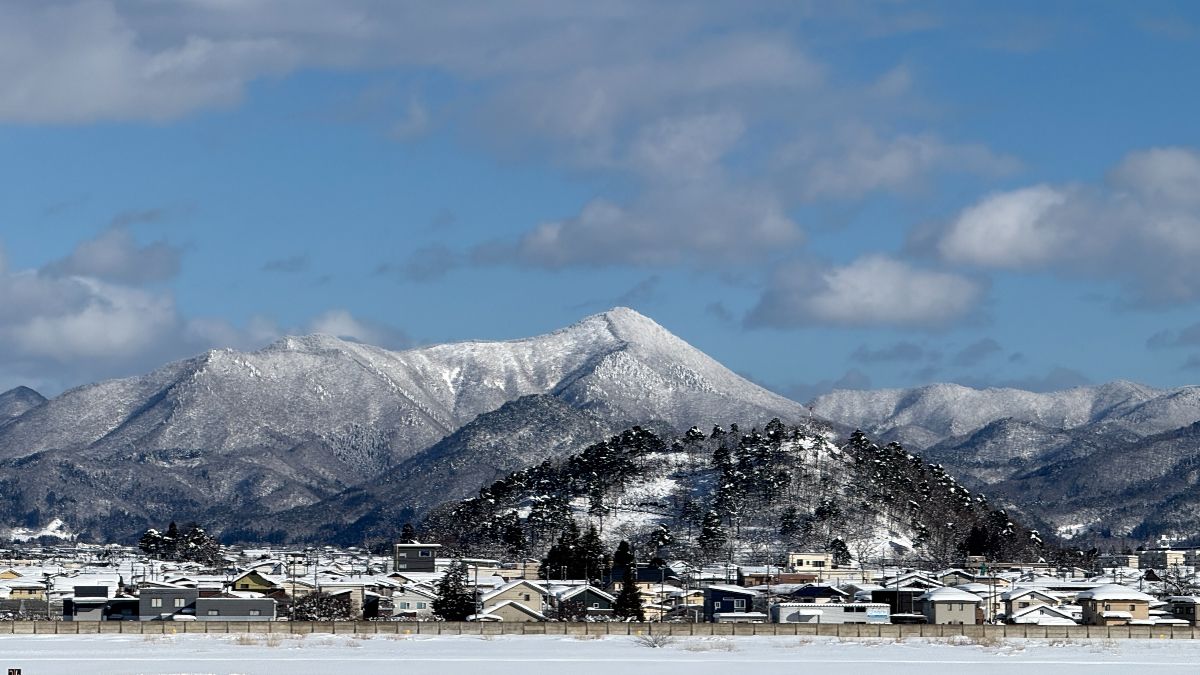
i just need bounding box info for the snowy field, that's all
[2,634,1200,674]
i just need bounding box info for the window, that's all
[714,601,721,609]
[416,602,427,610]
[1129,605,1135,612]
[1105,604,1111,611]
[399,602,411,609]
[592,603,600,609]
[151,598,162,608]
[733,599,746,609]
[419,550,432,557]
[396,564,407,569]
[1019,602,1030,608]
[238,584,249,590]
[397,552,408,558]
[523,593,531,601]
[249,609,261,616]
[174,597,186,608]
[813,561,825,568]
[207,610,219,616]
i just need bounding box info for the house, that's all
[1097,554,1139,570]
[1002,588,1061,619]
[477,580,549,621]
[552,585,615,619]
[62,586,137,622]
[1008,604,1079,625]
[917,586,983,625]
[139,585,199,621]
[228,570,282,595]
[470,600,547,622]
[704,585,758,622]
[937,569,976,587]
[787,552,836,573]
[1138,550,1186,570]
[786,584,851,604]
[391,585,437,620]
[195,596,276,621]
[1075,584,1155,626]
[1166,596,1200,627]
[392,542,441,573]
[772,602,891,624]
[871,587,931,617]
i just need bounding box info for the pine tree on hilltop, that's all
[433,560,476,621]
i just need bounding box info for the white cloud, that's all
[306,309,411,350]
[496,181,802,268]
[0,1,295,123]
[4,277,176,361]
[788,127,1019,200]
[0,239,407,392]
[937,185,1072,267]
[42,226,181,283]
[748,255,983,328]
[933,146,1200,304]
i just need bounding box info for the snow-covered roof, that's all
[917,587,983,603]
[480,579,549,603]
[478,599,547,621]
[705,584,759,596]
[1001,587,1060,601]
[1075,584,1155,603]
[557,585,615,603]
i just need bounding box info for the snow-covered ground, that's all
[1,634,1198,674]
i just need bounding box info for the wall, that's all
[1,621,1198,639]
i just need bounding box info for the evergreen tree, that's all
[500,515,526,559]
[611,539,644,621]
[613,577,645,621]
[400,523,417,544]
[697,510,727,562]
[612,540,635,574]
[292,591,353,621]
[578,525,609,583]
[827,538,851,566]
[137,529,165,557]
[432,560,476,621]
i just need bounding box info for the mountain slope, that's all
[0,386,46,425]
[810,380,1180,449]
[0,308,816,542]
[0,308,809,464]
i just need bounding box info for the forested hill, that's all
[421,420,1054,568]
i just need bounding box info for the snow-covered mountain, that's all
[0,307,808,465]
[0,386,46,425]
[813,380,1200,543]
[809,380,1198,448]
[0,308,815,541]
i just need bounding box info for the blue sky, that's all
[2,1,1200,398]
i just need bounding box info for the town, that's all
[3,538,1199,629]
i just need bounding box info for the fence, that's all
[1,621,1198,639]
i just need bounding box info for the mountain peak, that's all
[0,385,48,423]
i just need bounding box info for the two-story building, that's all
[917,586,983,625]
[139,584,199,621]
[392,542,442,573]
[704,584,760,622]
[1076,584,1155,626]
